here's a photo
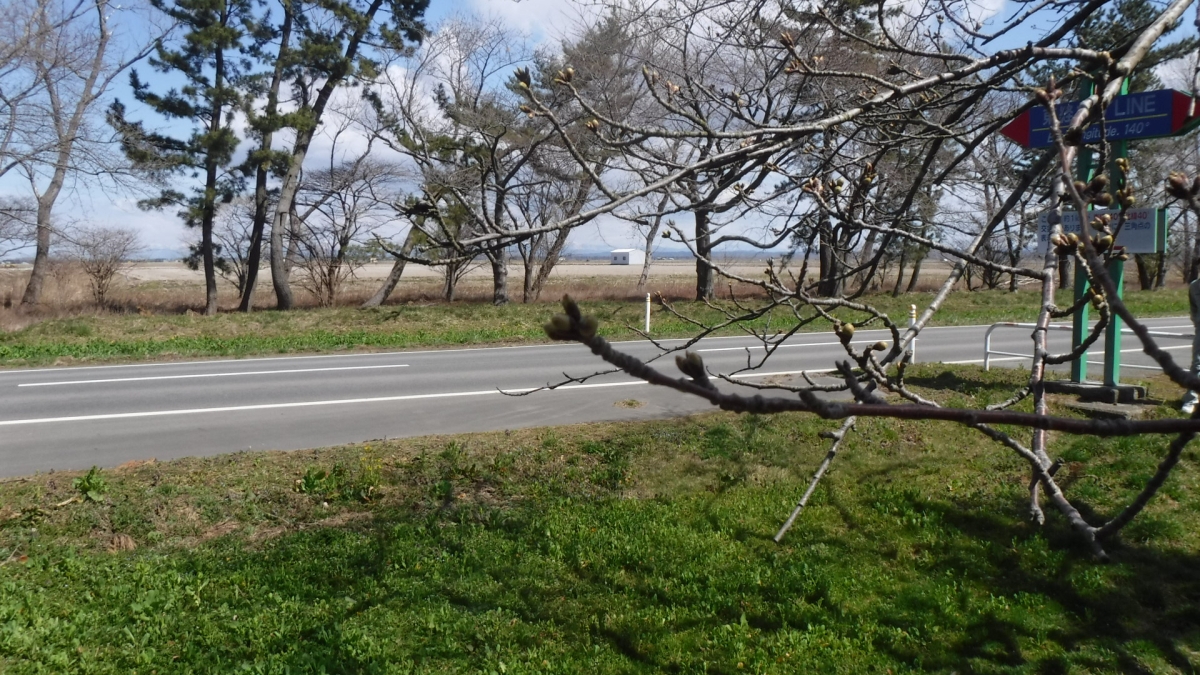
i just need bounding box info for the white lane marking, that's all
[17,364,410,387]
[730,369,833,377]
[0,380,647,427]
[1124,345,1189,352]
[697,340,877,353]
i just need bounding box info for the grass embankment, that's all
[1,365,1198,672]
[0,287,1190,367]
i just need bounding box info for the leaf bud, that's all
[544,314,573,341]
[514,67,531,89]
[577,315,599,339]
[835,322,855,344]
[561,294,582,321]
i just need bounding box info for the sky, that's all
[0,0,635,258]
[1,0,1065,259]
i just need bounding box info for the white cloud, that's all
[462,0,602,41]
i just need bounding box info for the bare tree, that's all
[8,0,159,306]
[366,16,614,305]
[411,0,1200,558]
[63,224,141,305]
[292,126,400,306]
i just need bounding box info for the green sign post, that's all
[1009,81,1192,387]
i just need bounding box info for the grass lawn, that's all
[1,365,1198,673]
[0,287,1190,367]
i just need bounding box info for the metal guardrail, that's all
[983,322,1194,371]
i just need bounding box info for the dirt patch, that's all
[116,458,157,472]
[248,510,375,546]
[615,399,645,408]
[107,533,137,553]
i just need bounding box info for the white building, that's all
[610,249,646,265]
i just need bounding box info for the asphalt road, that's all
[0,316,1192,477]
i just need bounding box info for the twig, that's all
[775,418,856,542]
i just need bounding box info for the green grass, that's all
[0,287,1190,367]
[1,365,1198,673]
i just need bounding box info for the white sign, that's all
[1037,208,1162,254]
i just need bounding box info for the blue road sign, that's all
[1027,90,1183,147]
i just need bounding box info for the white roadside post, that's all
[909,304,918,363]
[645,293,651,334]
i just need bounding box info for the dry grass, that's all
[0,263,771,331]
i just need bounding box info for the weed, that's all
[71,467,107,503]
[294,459,379,503]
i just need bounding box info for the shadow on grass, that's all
[143,491,1199,674]
[872,492,1200,674]
[902,366,1033,402]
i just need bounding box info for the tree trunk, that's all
[1155,250,1166,289]
[362,231,416,307]
[817,224,842,297]
[269,0,386,310]
[1134,254,1152,291]
[636,234,655,293]
[530,233,568,303]
[443,264,458,302]
[239,1,291,312]
[200,33,226,317]
[201,197,218,315]
[522,253,535,303]
[858,228,878,290]
[240,168,269,312]
[1058,254,1072,290]
[891,247,907,297]
[695,209,713,301]
[21,195,55,306]
[490,248,509,306]
[906,252,923,294]
[269,189,296,308]
[637,195,670,293]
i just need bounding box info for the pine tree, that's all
[109,0,253,315]
[264,0,429,309]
